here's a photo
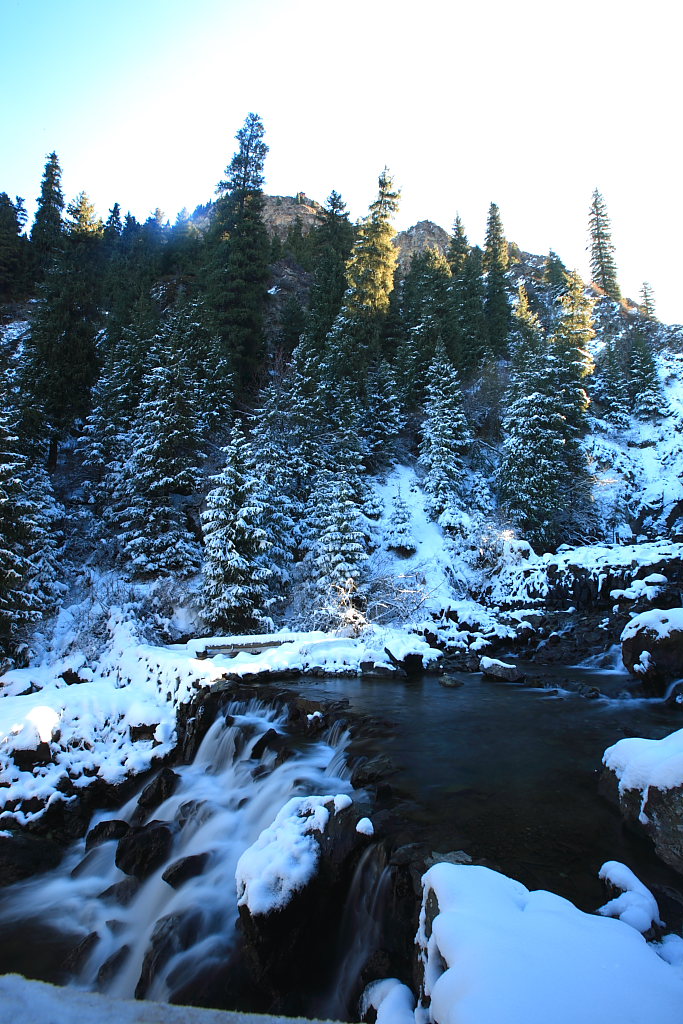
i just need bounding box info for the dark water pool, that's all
[295,666,683,918]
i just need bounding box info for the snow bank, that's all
[235,793,352,914]
[418,862,683,1024]
[598,860,663,934]
[603,727,683,800]
[360,978,416,1024]
[0,973,324,1024]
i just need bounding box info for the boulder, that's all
[135,768,180,815]
[85,819,130,851]
[0,832,63,885]
[162,852,209,889]
[621,608,683,696]
[601,762,683,876]
[479,656,525,683]
[115,820,174,879]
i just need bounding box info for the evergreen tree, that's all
[305,190,355,352]
[323,170,400,379]
[588,189,620,300]
[30,151,65,276]
[591,339,630,426]
[308,469,368,605]
[483,202,511,354]
[206,113,270,385]
[446,214,469,275]
[445,245,488,374]
[201,420,273,632]
[544,250,569,291]
[0,380,62,665]
[114,329,205,578]
[0,193,28,300]
[550,271,595,442]
[640,282,656,320]
[385,489,417,556]
[363,360,404,470]
[418,341,471,516]
[22,191,104,464]
[629,325,665,419]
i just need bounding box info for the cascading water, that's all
[319,843,393,1021]
[0,698,352,1006]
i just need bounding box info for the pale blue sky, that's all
[2,0,681,323]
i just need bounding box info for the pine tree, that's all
[0,194,29,300]
[418,341,471,515]
[0,380,62,665]
[323,170,400,380]
[483,202,511,355]
[308,470,368,603]
[363,360,405,470]
[640,282,656,320]
[201,420,273,633]
[629,325,664,419]
[445,245,488,375]
[206,113,270,385]
[114,328,205,578]
[30,151,65,276]
[385,489,417,556]
[446,214,469,275]
[544,250,569,291]
[305,190,355,353]
[588,189,620,300]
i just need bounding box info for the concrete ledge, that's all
[0,975,351,1024]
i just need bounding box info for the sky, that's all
[2,0,682,323]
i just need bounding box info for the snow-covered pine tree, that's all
[385,489,417,556]
[588,189,620,300]
[307,469,368,628]
[418,340,471,517]
[629,325,665,419]
[0,388,62,665]
[114,330,205,578]
[201,420,273,633]
[363,360,405,471]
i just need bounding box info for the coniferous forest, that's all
[1,112,677,671]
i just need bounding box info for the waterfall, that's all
[0,699,351,1004]
[318,842,393,1021]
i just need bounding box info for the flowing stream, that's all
[1,666,683,1017]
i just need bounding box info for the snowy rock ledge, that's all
[415,862,683,1024]
[602,727,683,874]
[620,607,683,695]
[234,793,371,1009]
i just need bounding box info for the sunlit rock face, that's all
[393,220,451,275]
[261,194,323,240]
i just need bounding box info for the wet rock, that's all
[96,944,131,987]
[98,877,140,906]
[578,685,602,700]
[479,656,525,683]
[0,832,63,885]
[601,767,683,876]
[135,910,202,998]
[85,818,130,851]
[115,820,174,880]
[251,728,285,760]
[439,677,464,689]
[162,852,209,889]
[61,930,99,973]
[351,755,399,788]
[136,768,180,815]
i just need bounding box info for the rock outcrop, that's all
[621,608,683,696]
[393,220,451,275]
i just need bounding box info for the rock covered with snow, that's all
[234,793,369,1011]
[478,656,525,682]
[621,607,683,694]
[416,862,683,1024]
[598,860,663,937]
[602,727,683,874]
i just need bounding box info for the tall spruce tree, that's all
[206,113,270,385]
[30,152,65,277]
[0,194,29,300]
[323,169,400,380]
[483,202,511,355]
[201,420,273,632]
[305,190,355,352]
[640,282,656,320]
[588,189,620,300]
[418,341,471,516]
